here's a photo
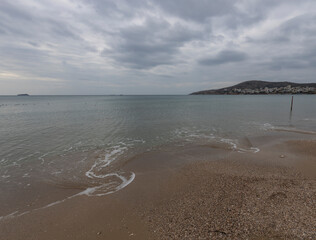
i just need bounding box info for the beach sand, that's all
[0,139,315,239]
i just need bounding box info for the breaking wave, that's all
[173,128,260,154]
[262,123,316,135]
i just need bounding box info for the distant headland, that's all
[17,94,30,96]
[190,80,316,95]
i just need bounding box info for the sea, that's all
[0,95,315,219]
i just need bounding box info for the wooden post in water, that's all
[290,96,294,112]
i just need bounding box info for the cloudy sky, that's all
[1,0,316,95]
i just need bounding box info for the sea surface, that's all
[0,95,315,219]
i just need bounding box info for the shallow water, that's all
[0,95,315,218]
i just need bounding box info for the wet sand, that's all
[0,139,315,239]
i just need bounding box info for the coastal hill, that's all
[190,80,316,95]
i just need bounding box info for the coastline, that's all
[0,135,315,239]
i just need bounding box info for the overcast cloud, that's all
[0,0,316,94]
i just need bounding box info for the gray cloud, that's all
[250,13,316,44]
[104,18,203,69]
[155,0,233,22]
[0,0,316,95]
[246,12,316,71]
[199,50,248,66]
[267,47,316,70]
[0,1,33,21]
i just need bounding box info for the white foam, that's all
[79,172,135,197]
[0,211,19,221]
[220,138,260,153]
[84,143,136,197]
[85,145,128,179]
[0,172,136,222]
[0,140,140,222]
[237,147,260,153]
[174,128,260,154]
[262,123,316,135]
[261,123,275,130]
[276,127,316,135]
[22,173,30,178]
[303,118,316,121]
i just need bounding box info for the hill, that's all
[190,80,316,95]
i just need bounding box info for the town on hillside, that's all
[191,81,316,95]
[223,85,316,95]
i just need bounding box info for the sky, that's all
[0,0,316,95]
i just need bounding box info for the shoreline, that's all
[0,136,315,239]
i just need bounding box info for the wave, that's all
[219,138,260,153]
[0,139,141,221]
[173,128,260,154]
[0,171,136,222]
[262,123,316,135]
[303,118,316,121]
[79,172,135,197]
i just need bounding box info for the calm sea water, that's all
[0,95,315,217]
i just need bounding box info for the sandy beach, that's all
[0,138,315,239]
